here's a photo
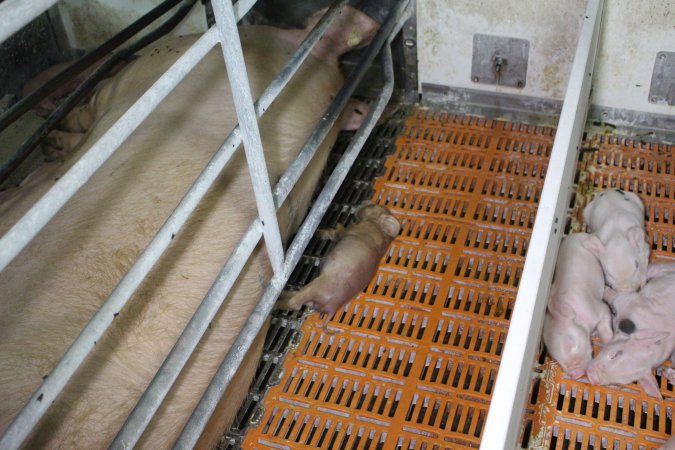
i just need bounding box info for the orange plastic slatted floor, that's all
[524,135,675,450]
[240,108,675,449]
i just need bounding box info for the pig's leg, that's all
[316,223,345,241]
[664,367,675,385]
[647,262,675,280]
[663,352,675,385]
[60,103,95,133]
[639,373,663,399]
[595,316,614,344]
[42,129,86,161]
[659,435,675,450]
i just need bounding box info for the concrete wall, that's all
[418,0,675,116]
[53,0,674,116]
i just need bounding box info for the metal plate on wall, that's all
[649,51,675,106]
[471,34,529,88]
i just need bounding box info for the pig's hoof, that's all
[664,367,675,385]
[42,130,84,160]
[61,104,95,133]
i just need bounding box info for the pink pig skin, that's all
[543,232,613,379]
[661,433,675,450]
[582,189,649,292]
[280,203,400,317]
[586,271,675,399]
[0,8,381,448]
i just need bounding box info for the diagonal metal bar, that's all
[174,3,412,447]
[211,0,285,275]
[108,2,350,447]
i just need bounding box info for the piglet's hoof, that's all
[42,130,85,161]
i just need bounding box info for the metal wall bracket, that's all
[471,34,529,88]
[649,51,675,106]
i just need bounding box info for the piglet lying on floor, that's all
[279,202,400,318]
[582,188,649,293]
[543,232,613,379]
[586,268,675,399]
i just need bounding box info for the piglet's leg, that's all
[639,373,663,400]
[42,129,86,161]
[316,223,345,241]
[595,317,614,344]
[664,368,675,386]
[647,262,675,280]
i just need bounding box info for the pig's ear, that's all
[639,374,662,399]
[626,226,646,248]
[581,233,605,257]
[549,300,576,319]
[379,215,401,238]
[354,201,375,220]
[603,285,618,303]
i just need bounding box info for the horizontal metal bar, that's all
[0,0,198,187]
[110,2,349,446]
[0,0,185,135]
[175,5,410,447]
[0,28,217,275]
[0,0,59,45]
[0,28,221,450]
[480,0,604,448]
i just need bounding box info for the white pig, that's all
[279,202,400,316]
[0,7,380,449]
[586,271,675,399]
[542,232,613,379]
[582,188,649,292]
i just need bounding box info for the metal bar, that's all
[480,1,604,448]
[0,0,59,44]
[0,0,258,271]
[0,28,217,273]
[274,0,409,208]
[175,7,410,447]
[232,0,258,20]
[0,0,198,187]
[0,29,220,450]
[211,0,285,275]
[110,2,349,446]
[0,0,185,134]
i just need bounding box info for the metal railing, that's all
[0,0,411,448]
[480,0,605,448]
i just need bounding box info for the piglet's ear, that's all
[639,374,663,399]
[626,226,646,248]
[581,233,605,257]
[603,285,618,303]
[549,300,576,319]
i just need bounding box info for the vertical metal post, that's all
[211,0,285,275]
[480,0,604,448]
[173,3,411,445]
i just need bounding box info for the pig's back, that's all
[0,27,341,449]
